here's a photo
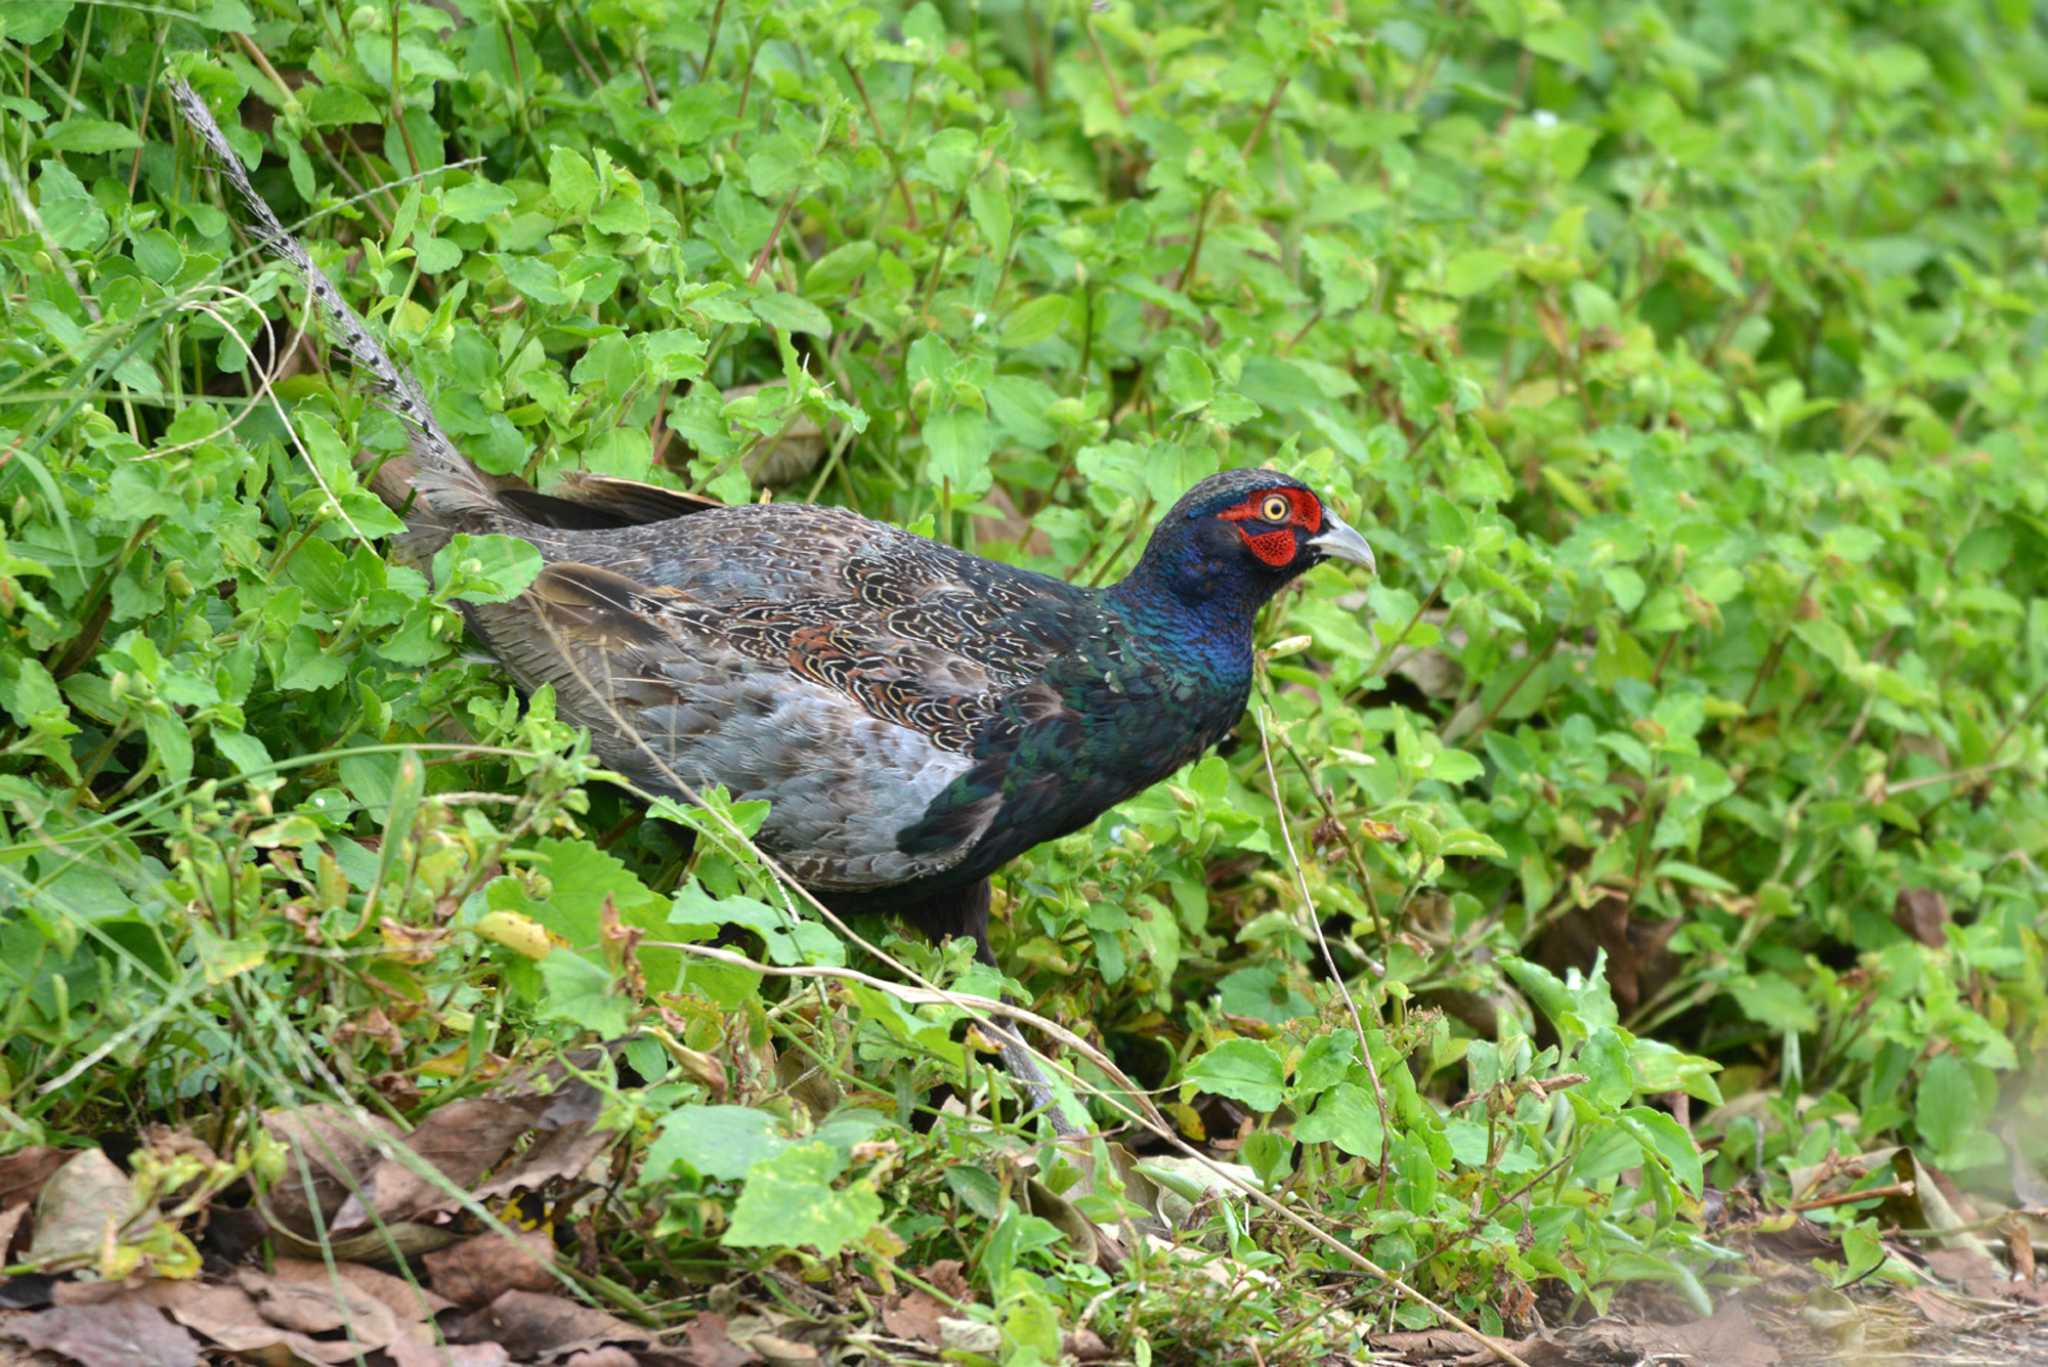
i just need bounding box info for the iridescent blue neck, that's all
[1104,554,1267,684]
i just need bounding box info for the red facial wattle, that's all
[1239,528,1296,565]
[1218,488,1324,566]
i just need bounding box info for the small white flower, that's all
[1532,109,1559,129]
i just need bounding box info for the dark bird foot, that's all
[888,880,1080,1137]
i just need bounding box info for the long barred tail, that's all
[168,76,498,524]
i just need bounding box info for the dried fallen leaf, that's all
[560,1349,638,1367]
[680,1312,762,1367]
[266,1258,452,1326]
[260,1102,403,1237]
[236,1263,403,1341]
[0,1204,30,1265]
[1533,893,1681,1018]
[331,1098,535,1233]
[937,1317,1000,1355]
[0,1150,70,1215]
[1892,888,1948,948]
[336,1073,616,1233]
[472,1111,614,1204]
[446,1289,653,1360]
[746,1334,817,1366]
[0,1301,200,1367]
[1898,1285,1979,1331]
[128,1278,373,1365]
[1065,1328,1113,1362]
[424,1230,559,1309]
[27,1150,137,1267]
[384,1336,514,1367]
[919,1259,970,1302]
[879,1291,946,1347]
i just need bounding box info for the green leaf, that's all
[537,951,634,1038]
[669,883,844,968]
[968,178,1011,259]
[921,128,978,194]
[547,147,599,215]
[1183,1038,1285,1111]
[746,132,809,199]
[1442,249,1512,297]
[142,708,194,786]
[1728,972,1818,1034]
[131,228,182,281]
[805,241,876,298]
[723,1142,881,1257]
[750,291,832,338]
[306,84,379,127]
[922,409,993,498]
[647,1105,792,1181]
[1001,295,1071,349]
[1916,1055,1986,1159]
[1293,1029,1358,1097]
[1392,1131,1439,1212]
[1292,1082,1384,1159]
[34,160,106,250]
[1619,1106,1704,1196]
[44,118,140,153]
[1158,346,1215,414]
[441,181,517,223]
[433,533,543,604]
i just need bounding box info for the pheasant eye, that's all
[1259,495,1291,523]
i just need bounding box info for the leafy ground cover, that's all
[2,0,2046,1362]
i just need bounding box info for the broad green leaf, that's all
[433,533,543,604]
[647,1105,793,1181]
[1183,1039,1285,1111]
[722,1142,881,1257]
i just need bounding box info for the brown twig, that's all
[845,59,919,229]
[1242,76,1290,158]
[1789,1180,1913,1214]
[917,192,969,319]
[699,0,728,77]
[389,2,422,178]
[1083,16,1129,117]
[747,186,801,286]
[1175,188,1218,293]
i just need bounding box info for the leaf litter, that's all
[7,1042,2048,1366]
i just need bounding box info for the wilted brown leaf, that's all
[446,1289,652,1360]
[0,1149,70,1215]
[384,1337,514,1367]
[261,1102,403,1236]
[472,1117,614,1204]
[1532,893,1680,1018]
[745,1335,817,1366]
[424,1231,559,1308]
[26,1150,137,1267]
[560,1349,638,1367]
[0,1301,200,1367]
[879,1291,945,1347]
[1898,1285,1979,1330]
[266,1257,452,1325]
[0,1204,29,1267]
[919,1259,970,1302]
[331,1098,535,1233]
[335,1072,616,1233]
[236,1263,403,1340]
[1892,888,1948,948]
[1065,1328,1113,1362]
[125,1273,403,1365]
[680,1312,762,1367]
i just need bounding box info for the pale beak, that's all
[1309,509,1376,575]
